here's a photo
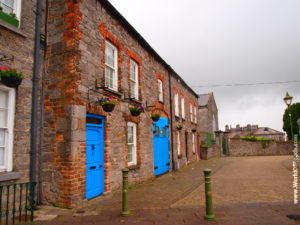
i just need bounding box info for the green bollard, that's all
[203,169,215,221]
[121,168,131,217]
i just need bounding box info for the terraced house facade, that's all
[1,0,201,208]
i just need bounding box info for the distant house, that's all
[225,124,285,141]
[198,92,219,145]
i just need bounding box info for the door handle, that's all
[90,166,96,170]
[166,162,170,166]
[154,166,158,170]
[99,165,103,168]
[92,144,95,150]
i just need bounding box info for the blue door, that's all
[153,117,170,176]
[86,114,105,200]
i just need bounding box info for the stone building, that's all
[225,124,285,141]
[198,92,219,145]
[0,0,37,187]
[41,0,200,207]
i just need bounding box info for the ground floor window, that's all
[0,85,15,172]
[177,131,181,156]
[192,133,196,154]
[127,122,137,166]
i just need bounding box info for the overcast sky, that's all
[109,0,300,132]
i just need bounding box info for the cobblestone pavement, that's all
[34,156,300,225]
[172,155,295,207]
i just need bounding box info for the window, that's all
[181,97,185,119]
[194,106,197,124]
[158,79,163,102]
[192,133,196,154]
[174,93,179,117]
[190,104,193,123]
[105,41,118,91]
[130,59,139,99]
[177,131,181,156]
[0,86,15,172]
[127,122,137,166]
[0,0,21,19]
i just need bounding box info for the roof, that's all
[98,0,198,98]
[253,127,284,135]
[198,93,212,106]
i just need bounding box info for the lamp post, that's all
[283,92,293,141]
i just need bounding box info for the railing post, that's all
[121,168,130,217]
[203,169,215,221]
[30,182,36,221]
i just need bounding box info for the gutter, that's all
[30,0,42,188]
[168,70,175,170]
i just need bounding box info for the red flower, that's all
[0,67,9,71]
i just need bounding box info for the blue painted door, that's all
[86,114,104,200]
[153,117,170,176]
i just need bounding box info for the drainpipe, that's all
[36,0,48,205]
[168,70,175,170]
[30,0,42,187]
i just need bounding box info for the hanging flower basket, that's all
[151,113,160,122]
[192,128,197,133]
[0,67,24,88]
[129,105,144,117]
[176,124,183,130]
[97,97,118,112]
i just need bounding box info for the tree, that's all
[283,102,300,141]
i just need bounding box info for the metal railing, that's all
[0,182,36,225]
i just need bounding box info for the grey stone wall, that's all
[0,0,37,183]
[228,138,294,156]
[170,76,199,168]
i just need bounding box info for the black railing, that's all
[0,182,36,225]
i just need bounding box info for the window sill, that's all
[0,20,26,38]
[158,100,164,104]
[0,171,23,182]
[130,98,142,105]
[104,88,122,98]
[127,164,140,170]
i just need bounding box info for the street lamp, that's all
[283,92,293,141]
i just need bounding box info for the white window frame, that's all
[174,93,179,117]
[0,85,15,172]
[181,97,185,119]
[177,131,181,156]
[158,79,163,102]
[129,59,139,100]
[0,0,21,21]
[127,122,137,166]
[194,106,197,124]
[190,104,193,123]
[192,133,196,154]
[105,41,118,91]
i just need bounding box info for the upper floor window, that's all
[127,122,137,166]
[0,0,21,25]
[174,93,179,117]
[181,97,185,119]
[0,85,15,172]
[194,106,197,124]
[105,41,118,91]
[130,59,139,99]
[157,79,163,102]
[190,104,193,123]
